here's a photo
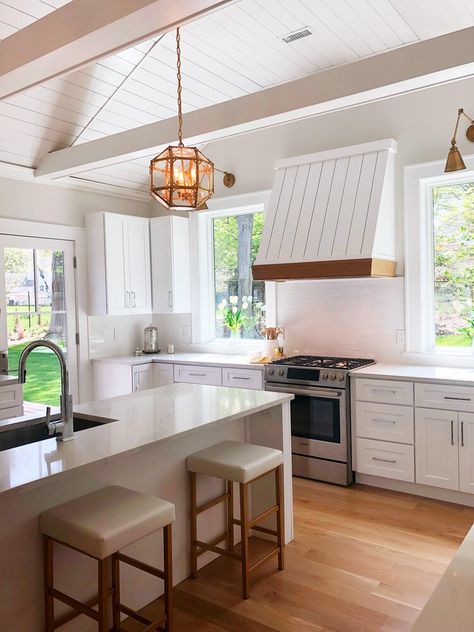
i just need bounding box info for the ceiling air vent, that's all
[282,28,313,44]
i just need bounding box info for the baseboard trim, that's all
[356,473,474,507]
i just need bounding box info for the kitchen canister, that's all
[143,324,160,353]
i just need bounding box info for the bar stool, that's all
[187,440,284,599]
[40,485,175,632]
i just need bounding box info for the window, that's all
[433,182,474,348]
[213,210,265,340]
[405,158,474,357]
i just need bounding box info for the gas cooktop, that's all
[271,355,375,371]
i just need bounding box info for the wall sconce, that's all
[445,108,474,172]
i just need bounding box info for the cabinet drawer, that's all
[173,364,222,386]
[356,438,414,482]
[415,382,474,412]
[355,401,414,444]
[355,378,413,405]
[0,384,22,410]
[222,368,263,390]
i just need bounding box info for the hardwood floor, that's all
[122,479,474,631]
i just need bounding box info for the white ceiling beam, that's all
[0,0,236,100]
[36,26,474,180]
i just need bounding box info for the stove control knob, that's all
[278,368,285,376]
[330,373,337,381]
[268,368,274,376]
[337,373,345,381]
[321,372,328,380]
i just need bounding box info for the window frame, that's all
[404,155,474,359]
[189,191,276,349]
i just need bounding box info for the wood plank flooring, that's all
[122,479,474,631]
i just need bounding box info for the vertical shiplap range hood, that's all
[253,139,398,281]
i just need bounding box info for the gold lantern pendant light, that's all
[150,28,214,209]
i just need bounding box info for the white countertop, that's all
[0,374,18,386]
[350,363,474,386]
[412,523,474,631]
[92,352,266,370]
[0,383,291,499]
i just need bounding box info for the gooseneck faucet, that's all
[18,340,74,441]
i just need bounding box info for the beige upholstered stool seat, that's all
[40,485,175,560]
[187,440,283,484]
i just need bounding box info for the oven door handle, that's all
[265,385,343,398]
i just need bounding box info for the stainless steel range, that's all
[265,355,375,486]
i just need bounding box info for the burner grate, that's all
[271,355,375,370]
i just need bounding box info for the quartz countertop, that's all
[0,383,292,499]
[350,363,474,386]
[92,352,267,369]
[412,523,474,631]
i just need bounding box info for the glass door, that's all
[0,235,77,410]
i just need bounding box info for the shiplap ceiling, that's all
[1,0,474,196]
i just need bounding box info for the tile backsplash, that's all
[88,314,153,359]
[276,277,405,360]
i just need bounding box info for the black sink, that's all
[0,416,107,452]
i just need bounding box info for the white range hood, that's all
[253,139,398,281]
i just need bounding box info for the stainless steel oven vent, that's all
[282,28,313,43]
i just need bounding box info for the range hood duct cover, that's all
[253,139,397,281]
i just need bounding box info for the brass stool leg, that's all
[189,471,198,579]
[44,536,54,632]
[276,465,285,570]
[97,557,109,632]
[227,480,234,551]
[163,524,173,632]
[112,553,120,631]
[239,482,250,599]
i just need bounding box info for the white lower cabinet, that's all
[356,438,414,481]
[459,413,474,493]
[222,367,263,390]
[173,364,222,386]
[153,363,174,387]
[132,363,155,393]
[415,408,459,490]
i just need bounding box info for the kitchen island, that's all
[0,383,293,631]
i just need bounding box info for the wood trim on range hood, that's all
[253,139,398,281]
[253,258,396,281]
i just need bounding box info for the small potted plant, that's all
[217,295,251,340]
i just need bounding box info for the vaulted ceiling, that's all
[1,0,474,198]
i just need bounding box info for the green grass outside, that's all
[8,342,61,407]
[435,334,472,348]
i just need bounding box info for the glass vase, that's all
[230,329,242,341]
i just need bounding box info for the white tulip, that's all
[232,306,238,314]
[242,302,248,310]
[247,296,253,303]
[229,296,238,305]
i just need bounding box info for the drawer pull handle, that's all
[372,418,397,424]
[372,457,397,464]
[444,396,471,401]
[372,389,397,394]
[232,376,250,381]
[188,373,206,377]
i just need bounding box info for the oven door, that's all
[266,383,347,462]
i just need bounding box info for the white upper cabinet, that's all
[86,212,152,315]
[150,216,191,314]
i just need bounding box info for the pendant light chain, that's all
[176,27,184,147]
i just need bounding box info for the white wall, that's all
[0,176,150,227]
